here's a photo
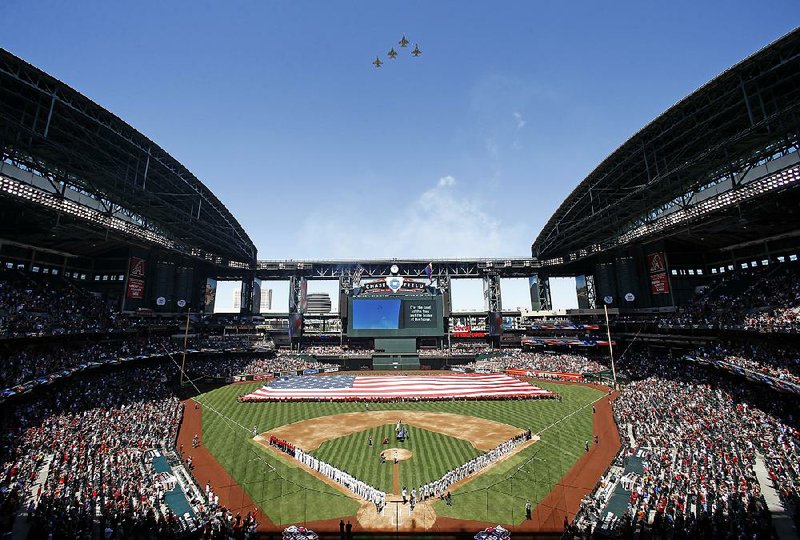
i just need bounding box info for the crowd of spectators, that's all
[201,509,259,539]
[183,353,339,379]
[575,352,800,538]
[0,275,123,337]
[0,334,308,395]
[0,337,174,391]
[198,335,267,351]
[461,350,606,376]
[299,344,373,358]
[695,341,800,387]
[0,365,185,538]
[418,342,494,356]
[664,263,800,332]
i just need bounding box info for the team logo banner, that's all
[647,252,670,295]
[386,276,403,292]
[126,257,146,299]
[647,252,666,273]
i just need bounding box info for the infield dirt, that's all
[263,410,524,452]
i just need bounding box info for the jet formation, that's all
[373,35,421,68]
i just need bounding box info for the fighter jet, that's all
[387,48,398,59]
[399,35,409,48]
[372,56,383,68]
[411,44,422,57]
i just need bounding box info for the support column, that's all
[585,274,597,309]
[437,274,451,318]
[538,277,552,311]
[437,274,451,351]
[338,274,351,346]
[288,276,306,314]
[251,276,262,314]
[239,271,254,315]
[288,276,306,348]
[482,273,502,312]
[576,275,589,310]
[529,273,551,311]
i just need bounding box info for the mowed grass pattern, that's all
[312,425,482,492]
[198,377,601,525]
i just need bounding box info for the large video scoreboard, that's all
[347,294,444,337]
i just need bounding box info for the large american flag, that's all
[241,373,554,401]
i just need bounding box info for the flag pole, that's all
[603,304,617,388]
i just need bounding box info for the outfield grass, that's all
[197,378,601,526]
[312,424,483,492]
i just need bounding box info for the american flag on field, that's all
[241,373,554,401]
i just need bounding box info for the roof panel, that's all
[0,48,256,264]
[533,28,800,260]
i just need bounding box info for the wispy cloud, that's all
[513,111,526,130]
[297,176,529,259]
[466,74,559,160]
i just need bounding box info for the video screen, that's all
[403,298,437,328]
[351,298,402,330]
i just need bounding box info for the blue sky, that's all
[2,1,796,312]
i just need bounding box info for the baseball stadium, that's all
[1,13,799,540]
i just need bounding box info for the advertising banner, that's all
[361,277,429,294]
[650,272,670,294]
[127,278,145,299]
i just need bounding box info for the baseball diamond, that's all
[192,376,607,531]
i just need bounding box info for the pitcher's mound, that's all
[381,448,412,461]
